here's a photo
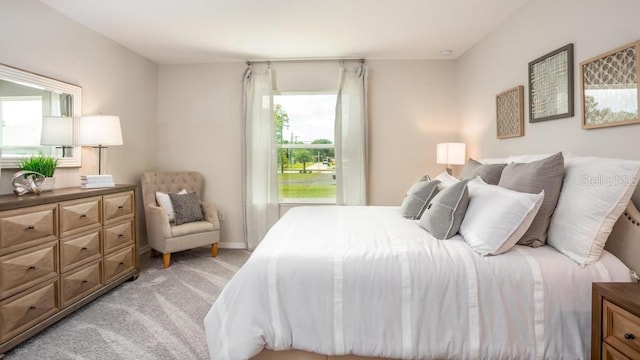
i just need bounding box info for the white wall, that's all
[157,63,245,247]
[367,60,459,205]
[0,0,158,245]
[158,60,458,247]
[456,0,640,161]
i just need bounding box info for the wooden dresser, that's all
[0,185,138,357]
[592,282,640,359]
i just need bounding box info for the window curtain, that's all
[335,63,368,205]
[243,65,279,250]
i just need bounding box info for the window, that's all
[0,96,48,157]
[274,93,336,203]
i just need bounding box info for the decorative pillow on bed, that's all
[460,158,506,185]
[460,180,544,255]
[169,192,203,225]
[400,175,441,219]
[498,152,564,247]
[418,179,470,239]
[434,172,460,191]
[547,154,640,266]
[156,188,188,221]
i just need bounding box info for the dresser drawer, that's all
[60,230,102,273]
[60,197,102,236]
[0,204,57,255]
[61,259,102,308]
[603,342,633,360]
[104,245,134,284]
[0,241,58,299]
[103,219,134,254]
[103,191,134,224]
[604,300,640,358]
[0,278,59,342]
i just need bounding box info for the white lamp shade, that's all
[40,116,74,146]
[436,142,466,165]
[78,115,123,146]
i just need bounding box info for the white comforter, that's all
[204,206,631,360]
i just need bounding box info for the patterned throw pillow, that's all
[156,189,187,221]
[498,152,564,247]
[168,192,203,225]
[460,158,507,185]
[399,176,441,219]
[418,179,470,240]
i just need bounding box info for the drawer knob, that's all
[27,265,36,271]
[625,333,636,340]
[118,205,124,209]
[26,225,35,230]
[119,262,125,266]
[82,280,88,285]
[79,214,87,219]
[118,234,124,238]
[81,247,87,251]
[28,305,36,311]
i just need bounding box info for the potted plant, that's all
[16,155,58,192]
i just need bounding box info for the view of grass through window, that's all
[274,93,336,202]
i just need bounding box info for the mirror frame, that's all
[0,63,81,167]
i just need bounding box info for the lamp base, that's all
[446,167,453,175]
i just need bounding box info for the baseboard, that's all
[138,242,246,254]
[139,244,151,255]
[218,242,247,249]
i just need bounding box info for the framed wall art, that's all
[496,85,524,139]
[581,40,640,129]
[528,43,574,122]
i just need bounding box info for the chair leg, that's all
[163,253,171,268]
[211,243,218,257]
[149,249,158,258]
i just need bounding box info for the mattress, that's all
[204,206,631,359]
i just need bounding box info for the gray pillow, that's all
[400,176,441,219]
[460,158,506,185]
[169,192,203,225]
[418,179,470,239]
[498,152,564,247]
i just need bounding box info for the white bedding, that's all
[204,206,631,360]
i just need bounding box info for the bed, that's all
[204,154,640,360]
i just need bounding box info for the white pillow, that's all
[547,154,640,266]
[434,172,459,191]
[460,179,544,256]
[506,153,554,163]
[156,189,187,221]
[478,157,508,164]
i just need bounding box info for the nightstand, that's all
[592,282,640,359]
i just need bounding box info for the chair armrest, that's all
[145,204,173,243]
[200,201,220,230]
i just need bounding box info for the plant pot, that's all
[39,177,55,192]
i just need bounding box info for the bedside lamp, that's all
[78,115,123,175]
[41,116,74,157]
[436,142,466,175]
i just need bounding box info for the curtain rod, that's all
[246,57,365,66]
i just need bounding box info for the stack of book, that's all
[81,175,115,189]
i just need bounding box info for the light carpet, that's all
[5,248,251,360]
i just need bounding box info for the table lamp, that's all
[78,115,123,175]
[436,142,466,175]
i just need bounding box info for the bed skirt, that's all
[252,349,392,360]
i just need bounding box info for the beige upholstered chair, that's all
[141,171,220,268]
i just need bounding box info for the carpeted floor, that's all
[4,248,251,360]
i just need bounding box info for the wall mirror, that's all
[581,40,640,129]
[0,63,81,167]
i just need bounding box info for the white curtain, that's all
[243,65,279,250]
[335,63,368,205]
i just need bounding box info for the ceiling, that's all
[39,0,530,64]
